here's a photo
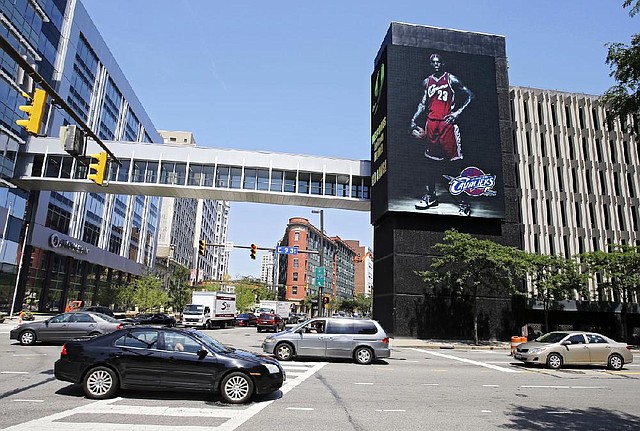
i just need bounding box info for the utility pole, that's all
[312,209,324,317]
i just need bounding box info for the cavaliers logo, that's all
[443,167,497,197]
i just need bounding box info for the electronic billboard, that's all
[371,25,506,223]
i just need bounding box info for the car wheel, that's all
[83,366,119,399]
[257,328,262,333]
[274,343,294,361]
[354,346,373,365]
[608,354,624,371]
[546,352,563,369]
[19,330,36,346]
[220,372,254,404]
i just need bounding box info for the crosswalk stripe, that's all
[3,360,328,431]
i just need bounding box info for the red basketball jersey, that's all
[425,72,454,120]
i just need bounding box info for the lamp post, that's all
[311,209,324,317]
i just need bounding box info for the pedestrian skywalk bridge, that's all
[4,361,328,431]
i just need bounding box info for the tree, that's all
[524,253,588,333]
[418,230,527,344]
[166,266,192,314]
[132,275,167,312]
[601,1,639,133]
[353,293,372,315]
[581,244,640,340]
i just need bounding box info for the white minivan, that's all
[262,317,390,365]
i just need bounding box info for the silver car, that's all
[514,331,633,370]
[262,317,390,365]
[10,312,124,345]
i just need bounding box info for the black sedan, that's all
[235,313,257,327]
[54,326,285,403]
[123,313,176,327]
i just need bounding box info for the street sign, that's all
[276,246,298,255]
[224,242,234,252]
[315,266,325,287]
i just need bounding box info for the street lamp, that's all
[311,209,324,317]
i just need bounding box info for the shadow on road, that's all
[501,405,640,430]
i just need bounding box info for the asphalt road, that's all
[1,321,639,430]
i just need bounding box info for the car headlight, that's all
[529,348,544,354]
[263,363,281,374]
[264,337,276,344]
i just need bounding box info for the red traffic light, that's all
[322,296,330,305]
[250,243,257,260]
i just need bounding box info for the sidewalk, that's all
[389,337,511,351]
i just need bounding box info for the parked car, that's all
[235,313,257,327]
[54,326,285,403]
[256,313,285,333]
[10,312,124,345]
[76,306,114,317]
[514,331,633,370]
[262,317,390,365]
[123,313,176,327]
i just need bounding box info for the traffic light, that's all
[16,88,48,135]
[322,296,330,305]
[198,239,206,256]
[250,243,257,260]
[87,151,108,186]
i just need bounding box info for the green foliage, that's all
[232,277,276,312]
[602,1,639,133]
[353,294,372,315]
[166,266,192,313]
[132,275,167,312]
[418,229,527,343]
[523,253,588,332]
[581,244,640,303]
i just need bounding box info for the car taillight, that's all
[626,345,632,350]
[382,337,389,344]
[60,345,67,356]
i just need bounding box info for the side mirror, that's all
[44,320,49,326]
[561,340,571,346]
[197,348,208,359]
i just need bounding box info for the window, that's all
[587,334,607,344]
[609,140,616,163]
[293,272,298,282]
[355,321,378,334]
[326,321,355,334]
[163,333,201,353]
[567,334,585,344]
[114,329,158,349]
[292,286,298,295]
[293,258,299,268]
[69,313,95,323]
[294,231,300,241]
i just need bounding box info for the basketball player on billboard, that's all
[410,53,474,215]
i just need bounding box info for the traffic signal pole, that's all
[0,34,121,166]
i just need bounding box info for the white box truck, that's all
[256,300,291,320]
[182,291,236,329]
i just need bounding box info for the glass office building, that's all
[0,0,162,312]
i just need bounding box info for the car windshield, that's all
[190,330,233,354]
[535,332,570,343]
[183,305,203,315]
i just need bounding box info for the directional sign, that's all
[276,246,299,255]
[315,266,325,287]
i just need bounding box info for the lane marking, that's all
[354,383,374,385]
[11,399,44,402]
[286,407,314,411]
[548,411,573,414]
[481,410,492,413]
[376,409,406,412]
[2,362,329,431]
[410,348,522,373]
[12,353,48,357]
[1,371,29,374]
[421,383,439,386]
[482,385,500,387]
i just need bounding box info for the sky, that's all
[80,0,637,278]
